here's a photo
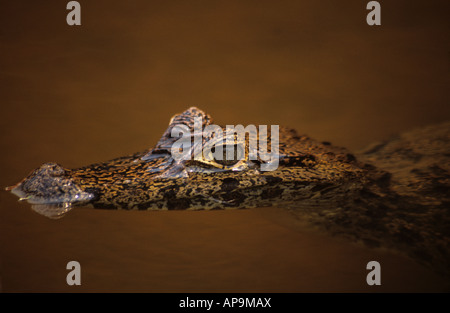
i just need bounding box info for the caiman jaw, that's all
[6,184,31,202]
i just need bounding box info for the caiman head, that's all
[7,107,381,219]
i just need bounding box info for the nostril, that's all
[40,163,67,177]
[50,168,66,177]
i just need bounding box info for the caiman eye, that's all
[212,144,245,167]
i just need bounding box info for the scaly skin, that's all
[7,107,450,277]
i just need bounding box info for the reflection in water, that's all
[1,201,449,292]
[1,1,450,292]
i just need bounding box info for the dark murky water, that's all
[1,1,449,292]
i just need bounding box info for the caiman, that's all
[6,107,450,277]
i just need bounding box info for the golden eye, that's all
[212,144,244,167]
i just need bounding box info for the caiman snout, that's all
[6,163,94,218]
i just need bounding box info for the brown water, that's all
[1,1,449,292]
